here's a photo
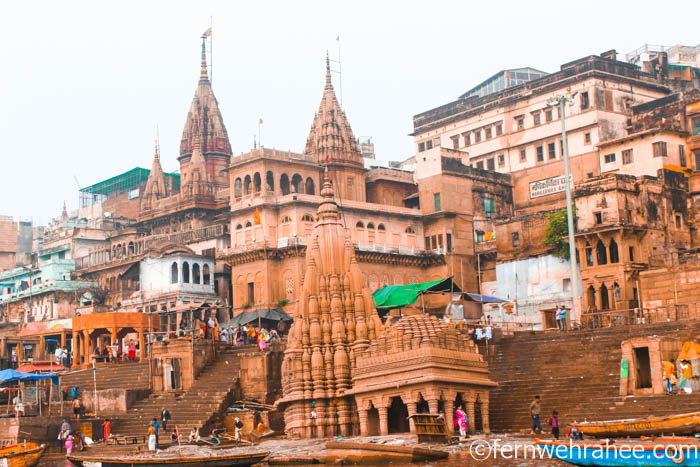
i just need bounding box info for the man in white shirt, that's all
[55,346,62,363]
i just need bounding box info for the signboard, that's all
[529,175,573,199]
[621,359,628,378]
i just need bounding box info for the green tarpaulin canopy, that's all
[372,278,461,310]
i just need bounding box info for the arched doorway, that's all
[367,404,380,436]
[601,283,610,310]
[388,396,410,433]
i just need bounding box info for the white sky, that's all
[1,0,697,225]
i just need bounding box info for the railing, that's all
[220,239,439,258]
[580,304,700,330]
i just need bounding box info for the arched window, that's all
[234,178,242,198]
[587,285,597,310]
[377,224,386,231]
[192,263,201,284]
[281,215,292,223]
[600,283,610,309]
[236,224,243,230]
[291,174,303,193]
[128,241,134,255]
[253,172,262,193]
[305,177,315,195]
[609,239,619,263]
[405,226,416,234]
[245,221,252,228]
[280,174,290,195]
[302,214,314,222]
[367,222,375,229]
[182,262,190,283]
[244,175,252,195]
[202,264,211,285]
[356,221,365,228]
[596,240,608,265]
[171,262,178,284]
[266,171,274,192]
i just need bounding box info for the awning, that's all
[0,369,59,385]
[372,278,462,310]
[464,293,506,303]
[17,363,68,373]
[229,309,292,327]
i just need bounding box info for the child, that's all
[547,410,560,439]
[102,419,111,440]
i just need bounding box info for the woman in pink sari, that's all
[455,406,468,437]
[64,432,74,456]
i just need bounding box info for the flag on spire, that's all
[203,27,212,37]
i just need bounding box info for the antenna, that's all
[73,175,81,189]
[337,35,343,105]
[209,16,213,83]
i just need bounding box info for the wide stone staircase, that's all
[109,347,243,437]
[485,320,700,433]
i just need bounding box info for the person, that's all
[663,361,676,395]
[268,329,279,343]
[72,397,81,421]
[147,423,157,452]
[70,386,80,400]
[455,406,468,438]
[161,407,171,431]
[102,419,111,440]
[152,418,161,446]
[199,319,207,340]
[64,431,75,456]
[560,307,568,331]
[234,417,244,441]
[213,321,220,341]
[170,430,181,442]
[679,360,693,394]
[258,336,267,352]
[567,426,583,440]
[220,327,229,343]
[207,316,216,339]
[128,340,136,360]
[529,395,542,434]
[547,410,560,439]
[58,420,70,450]
[189,427,200,443]
[13,395,24,419]
[555,306,562,330]
[55,346,63,363]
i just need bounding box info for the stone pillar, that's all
[82,331,89,366]
[39,336,45,361]
[444,399,455,435]
[378,407,389,435]
[358,409,369,436]
[139,329,145,361]
[406,402,418,433]
[427,399,439,414]
[466,400,476,434]
[480,399,490,434]
[72,332,80,368]
[111,328,118,345]
[60,332,66,350]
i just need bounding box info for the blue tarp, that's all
[465,293,506,303]
[0,369,59,385]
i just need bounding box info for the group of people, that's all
[555,305,569,331]
[58,419,88,455]
[146,408,172,451]
[54,346,72,367]
[664,359,694,395]
[529,395,583,440]
[95,339,139,363]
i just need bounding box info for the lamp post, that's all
[547,93,580,324]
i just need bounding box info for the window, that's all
[437,234,444,247]
[516,116,524,131]
[377,224,386,231]
[680,145,687,167]
[594,212,602,224]
[474,131,481,143]
[182,261,190,283]
[498,154,505,167]
[512,232,520,247]
[245,221,252,227]
[653,141,668,157]
[581,92,590,110]
[487,158,495,171]
[596,241,608,265]
[485,127,492,139]
[464,133,471,146]
[495,124,503,136]
[545,109,553,122]
[693,116,700,135]
[604,153,616,164]
[536,145,544,162]
[695,151,700,170]
[247,282,255,304]
[585,132,591,144]
[629,246,635,262]
[281,215,291,223]
[418,142,425,152]
[622,149,633,165]
[433,137,441,147]
[676,214,682,228]
[563,278,571,292]
[405,226,415,234]
[192,263,201,284]
[202,264,210,285]
[533,113,541,126]
[446,233,452,252]
[483,197,495,218]
[367,222,375,229]
[424,236,430,248]
[476,160,484,169]
[520,149,527,161]
[586,247,594,266]
[426,140,433,150]
[431,235,437,249]
[356,221,365,228]
[476,231,485,242]
[434,193,441,211]
[609,239,619,263]
[58,251,65,260]
[548,142,556,160]
[302,214,314,222]
[451,136,460,149]
[171,262,178,284]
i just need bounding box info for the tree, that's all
[543,207,576,260]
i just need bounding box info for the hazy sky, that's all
[1,0,697,224]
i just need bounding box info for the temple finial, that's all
[200,34,209,81]
[154,137,160,161]
[325,51,332,88]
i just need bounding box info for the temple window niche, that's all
[171,262,178,284]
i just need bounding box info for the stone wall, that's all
[640,263,700,308]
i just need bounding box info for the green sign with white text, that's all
[621,359,628,378]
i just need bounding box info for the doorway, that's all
[542,309,557,329]
[367,406,379,436]
[388,397,410,433]
[634,347,652,389]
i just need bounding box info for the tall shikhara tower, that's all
[179,34,232,190]
[279,170,382,438]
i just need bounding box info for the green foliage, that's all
[242,302,253,309]
[278,298,290,307]
[543,207,576,260]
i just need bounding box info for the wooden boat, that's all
[537,438,700,466]
[570,411,700,438]
[325,441,448,464]
[0,442,45,467]
[67,450,268,467]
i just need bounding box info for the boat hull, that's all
[325,441,448,464]
[0,443,45,467]
[537,440,700,466]
[68,452,268,467]
[571,411,700,438]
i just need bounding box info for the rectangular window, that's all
[495,124,503,136]
[536,146,544,162]
[426,140,433,150]
[433,193,441,211]
[680,145,687,167]
[629,246,635,262]
[485,127,492,139]
[451,136,460,149]
[431,235,437,250]
[418,142,425,152]
[425,236,430,249]
[512,232,520,247]
[545,109,553,122]
[653,141,668,157]
[464,133,471,146]
[548,142,556,160]
[581,92,590,110]
[533,113,541,126]
[692,116,700,135]
[563,278,571,292]
[604,153,616,164]
[676,215,682,228]
[586,247,594,266]
[594,212,602,224]
[516,116,524,131]
[498,154,505,167]
[247,282,255,304]
[520,149,527,161]
[483,197,495,218]
[487,158,495,171]
[585,132,591,144]
[622,149,633,165]
[476,160,484,169]
[474,131,482,143]
[437,234,444,246]
[446,233,452,252]
[695,151,700,170]
[433,137,441,147]
[476,231,484,243]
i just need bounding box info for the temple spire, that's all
[325,51,332,89]
[200,34,209,82]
